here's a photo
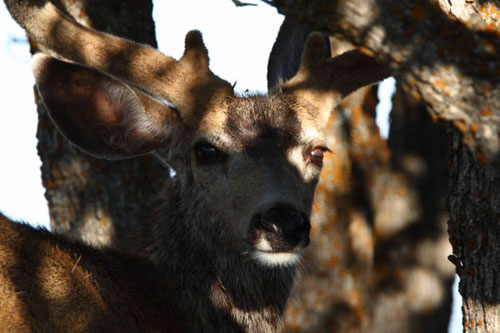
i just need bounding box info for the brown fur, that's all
[0,214,187,332]
[1,1,391,331]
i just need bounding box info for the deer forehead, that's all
[195,94,322,152]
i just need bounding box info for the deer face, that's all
[169,94,327,266]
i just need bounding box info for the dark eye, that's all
[308,146,330,167]
[194,142,225,165]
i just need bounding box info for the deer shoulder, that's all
[0,213,187,332]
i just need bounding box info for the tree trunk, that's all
[448,131,500,332]
[266,0,500,331]
[35,0,163,249]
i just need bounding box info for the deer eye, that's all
[308,146,330,167]
[194,142,225,165]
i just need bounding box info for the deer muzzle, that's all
[247,204,311,266]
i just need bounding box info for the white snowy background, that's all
[0,1,460,331]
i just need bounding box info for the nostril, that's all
[259,205,310,235]
[249,204,311,253]
[258,215,281,233]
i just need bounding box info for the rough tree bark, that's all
[265,0,500,332]
[448,130,500,332]
[34,0,163,249]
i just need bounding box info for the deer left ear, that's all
[32,54,182,160]
[283,32,391,130]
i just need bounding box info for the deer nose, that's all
[258,204,311,250]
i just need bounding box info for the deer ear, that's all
[32,54,181,160]
[267,18,331,91]
[281,32,343,128]
[283,32,391,131]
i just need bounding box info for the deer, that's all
[0,0,391,331]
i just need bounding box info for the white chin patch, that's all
[252,250,301,267]
[251,236,302,267]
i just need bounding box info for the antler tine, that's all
[282,32,391,128]
[4,0,234,114]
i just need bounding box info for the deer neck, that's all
[140,179,297,332]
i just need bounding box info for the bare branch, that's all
[232,0,257,7]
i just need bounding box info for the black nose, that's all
[258,204,311,250]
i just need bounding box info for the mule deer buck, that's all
[0,0,390,331]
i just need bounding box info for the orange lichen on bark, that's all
[78,8,86,19]
[480,3,500,19]
[359,46,375,57]
[286,304,300,317]
[434,78,446,89]
[323,215,337,233]
[453,120,468,133]
[412,90,422,100]
[480,108,492,116]
[316,154,351,196]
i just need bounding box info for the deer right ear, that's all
[32,54,182,160]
